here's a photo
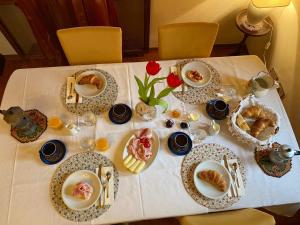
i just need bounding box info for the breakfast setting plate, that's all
[181,61,212,88]
[193,160,231,199]
[123,128,160,173]
[75,70,107,98]
[61,170,101,211]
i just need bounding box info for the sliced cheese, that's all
[129,160,141,172]
[134,161,146,173]
[123,154,133,165]
[125,157,136,168]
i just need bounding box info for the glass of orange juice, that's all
[96,137,110,151]
[48,116,63,129]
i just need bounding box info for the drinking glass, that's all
[78,126,95,151]
[78,111,96,151]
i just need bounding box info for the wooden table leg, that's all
[0,53,5,76]
[231,33,249,56]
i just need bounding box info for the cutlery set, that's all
[223,155,244,197]
[66,77,82,104]
[95,165,114,208]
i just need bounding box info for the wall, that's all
[150,0,249,47]
[247,0,300,142]
[0,0,253,53]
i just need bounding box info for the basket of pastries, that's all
[228,95,280,146]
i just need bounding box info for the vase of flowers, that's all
[135,61,183,121]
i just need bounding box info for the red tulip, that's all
[146,61,161,76]
[167,73,183,88]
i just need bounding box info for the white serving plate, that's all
[61,170,101,211]
[75,70,107,98]
[193,160,231,199]
[123,129,160,173]
[181,61,212,88]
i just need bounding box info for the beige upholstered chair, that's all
[57,26,122,65]
[158,22,219,60]
[178,209,275,225]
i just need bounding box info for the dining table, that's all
[0,55,299,225]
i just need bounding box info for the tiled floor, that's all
[2,46,299,224]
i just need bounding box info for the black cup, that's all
[174,133,188,151]
[207,99,229,120]
[213,100,227,112]
[112,104,127,119]
[40,142,56,159]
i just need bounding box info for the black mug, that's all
[212,99,229,118]
[174,133,188,151]
[40,142,57,160]
[112,104,127,119]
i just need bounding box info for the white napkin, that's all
[66,77,82,103]
[221,159,245,197]
[101,166,114,206]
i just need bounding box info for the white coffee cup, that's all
[250,71,279,97]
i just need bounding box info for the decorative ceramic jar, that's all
[135,101,157,121]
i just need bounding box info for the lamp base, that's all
[236,10,273,36]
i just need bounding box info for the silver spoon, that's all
[67,82,73,99]
[105,171,112,198]
[232,162,240,188]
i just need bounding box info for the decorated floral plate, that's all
[181,61,212,88]
[193,160,231,199]
[75,70,107,98]
[122,128,160,173]
[61,170,101,211]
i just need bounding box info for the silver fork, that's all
[230,169,239,196]
[231,163,240,188]
[96,165,107,208]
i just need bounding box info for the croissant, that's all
[78,75,103,89]
[198,170,227,192]
[242,106,265,119]
[236,114,250,131]
[250,118,275,138]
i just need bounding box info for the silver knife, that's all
[97,164,104,208]
[223,155,236,197]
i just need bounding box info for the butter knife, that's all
[96,165,103,208]
[223,155,236,197]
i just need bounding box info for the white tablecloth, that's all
[0,56,299,225]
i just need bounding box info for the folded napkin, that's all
[66,77,82,104]
[221,159,245,197]
[170,65,189,93]
[101,166,114,206]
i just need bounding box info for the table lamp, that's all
[245,0,291,31]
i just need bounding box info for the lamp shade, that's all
[252,0,291,8]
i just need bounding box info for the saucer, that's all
[109,104,132,124]
[167,132,193,156]
[39,140,67,165]
[206,99,229,120]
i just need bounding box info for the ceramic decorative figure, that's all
[0,106,38,136]
[134,61,183,121]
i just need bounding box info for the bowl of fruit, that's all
[123,128,160,174]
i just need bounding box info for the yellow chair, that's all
[158,22,219,60]
[57,26,122,65]
[178,209,275,225]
